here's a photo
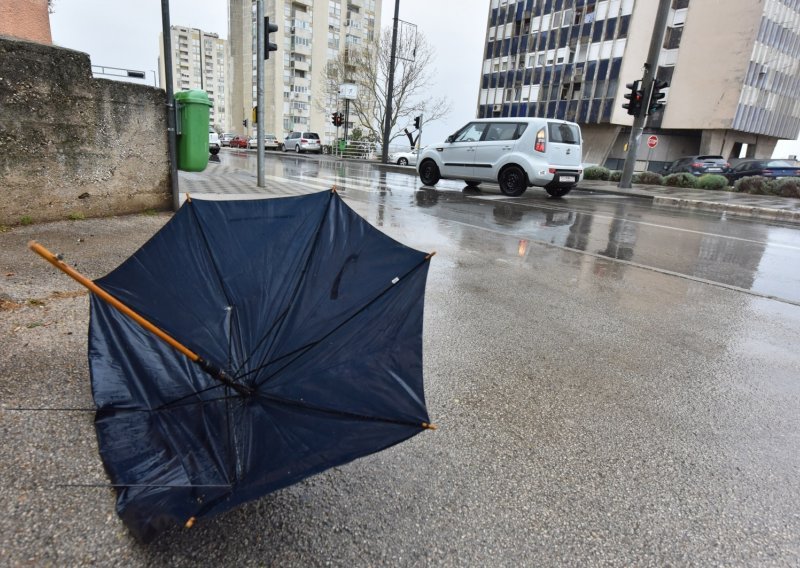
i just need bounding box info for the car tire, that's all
[295,145,301,154]
[498,166,527,197]
[545,187,573,198]
[398,158,409,166]
[419,160,440,186]
[465,181,480,188]
[282,144,288,152]
[210,148,219,156]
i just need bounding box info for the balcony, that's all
[291,59,310,72]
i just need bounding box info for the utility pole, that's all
[380,0,400,164]
[256,0,265,187]
[619,0,671,189]
[160,0,179,210]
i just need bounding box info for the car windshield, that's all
[766,160,796,167]
[548,123,580,144]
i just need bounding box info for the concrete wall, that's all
[0,36,170,226]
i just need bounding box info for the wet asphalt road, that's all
[2,150,799,565]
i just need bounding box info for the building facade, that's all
[228,0,381,141]
[159,26,229,132]
[480,0,800,170]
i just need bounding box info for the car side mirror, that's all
[445,135,455,143]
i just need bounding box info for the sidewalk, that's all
[575,179,800,224]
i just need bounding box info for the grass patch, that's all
[20,216,33,225]
[67,212,86,221]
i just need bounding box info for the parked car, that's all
[663,155,730,176]
[265,134,282,151]
[247,137,259,150]
[229,135,249,149]
[209,129,220,156]
[389,149,418,166]
[726,159,800,184]
[220,133,235,147]
[283,131,322,154]
[416,117,583,197]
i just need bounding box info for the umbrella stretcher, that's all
[30,189,435,542]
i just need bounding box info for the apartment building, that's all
[159,26,229,132]
[228,0,381,141]
[480,0,800,169]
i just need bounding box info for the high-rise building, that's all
[159,26,229,132]
[479,0,800,169]
[228,0,381,141]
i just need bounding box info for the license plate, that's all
[560,175,575,182]
[707,168,721,172]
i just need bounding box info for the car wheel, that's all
[210,148,219,155]
[398,158,409,166]
[545,187,572,198]
[295,145,301,154]
[419,160,440,186]
[498,166,527,197]
[282,144,288,152]
[465,181,480,188]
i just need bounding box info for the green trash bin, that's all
[174,89,211,172]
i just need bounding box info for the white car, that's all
[247,137,258,150]
[283,131,322,154]
[264,134,282,151]
[209,129,220,155]
[389,149,418,166]
[416,117,583,197]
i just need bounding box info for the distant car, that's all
[220,133,235,147]
[209,129,220,155]
[265,134,281,151]
[247,137,259,150]
[663,155,730,176]
[283,131,322,154]
[389,149,418,166]
[230,135,249,149]
[726,159,800,184]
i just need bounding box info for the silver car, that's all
[283,131,322,154]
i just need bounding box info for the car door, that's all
[473,122,525,179]
[730,161,757,182]
[439,122,488,179]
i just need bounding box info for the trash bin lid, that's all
[174,89,212,106]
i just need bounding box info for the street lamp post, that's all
[380,0,400,164]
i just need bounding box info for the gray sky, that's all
[48,0,488,145]
[49,1,799,157]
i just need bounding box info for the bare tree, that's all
[320,27,450,150]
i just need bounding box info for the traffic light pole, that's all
[256,0,265,188]
[619,0,671,189]
[381,0,400,164]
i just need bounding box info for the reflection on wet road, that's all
[215,151,800,305]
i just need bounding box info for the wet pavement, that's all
[2,150,799,566]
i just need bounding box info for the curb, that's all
[653,196,800,224]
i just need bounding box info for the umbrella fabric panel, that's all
[207,398,424,518]
[256,265,430,426]
[254,193,429,381]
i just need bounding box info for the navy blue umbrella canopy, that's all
[87,190,433,542]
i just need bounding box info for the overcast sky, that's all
[49,0,799,157]
[48,0,487,145]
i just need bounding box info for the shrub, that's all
[633,171,664,185]
[664,173,698,188]
[609,170,622,182]
[20,216,33,226]
[583,166,610,181]
[734,175,770,195]
[767,177,800,198]
[695,174,729,191]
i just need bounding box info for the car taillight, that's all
[534,128,545,152]
[724,163,730,168]
[300,138,307,143]
[762,170,773,176]
[691,162,702,168]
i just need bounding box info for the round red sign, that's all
[647,135,658,149]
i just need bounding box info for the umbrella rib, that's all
[241,254,432,388]
[255,392,430,430]
[232,190,335,382]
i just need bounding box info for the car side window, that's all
[454,123,487,143]
[486,123,520,142]
[734,162,752,171]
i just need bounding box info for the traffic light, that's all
[332,112,338,126]
[265,17,278,59]
[413,115,422,130]
[622,80,643,117]
[648,80,668,115]
[252,106,258,124]
[332,112,343,127]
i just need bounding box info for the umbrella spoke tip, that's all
[422,422,437,431]
[425,251,436,261]
[185,516,196,529]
